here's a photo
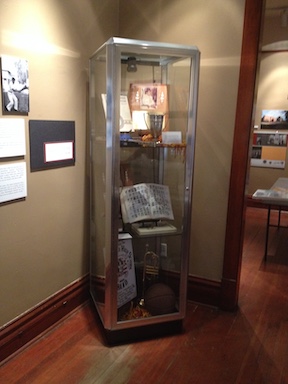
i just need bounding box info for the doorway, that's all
[220,0,265,310]
[221,0,288,310]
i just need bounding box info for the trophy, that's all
[145,112,167,141]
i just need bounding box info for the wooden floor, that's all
[1,207,288,384]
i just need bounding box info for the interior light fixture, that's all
[281,9,288,28]
[127,57,137,72]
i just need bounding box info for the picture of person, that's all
[141,87,156,108]
[1,56,29,114]
[267,134,275,145]
[279,134,287,145]
[261,110,288,122]
[252,146,262,159]
[2,70,19,111]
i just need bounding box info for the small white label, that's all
[162,131,182,144]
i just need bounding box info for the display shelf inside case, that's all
[131,221,177,236]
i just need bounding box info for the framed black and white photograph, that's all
[1,55,29,114]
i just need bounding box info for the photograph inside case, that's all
[128,83,169,132]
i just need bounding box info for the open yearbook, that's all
[120,183,176,235]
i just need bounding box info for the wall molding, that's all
[0,275,90,364]
[188,275,221,307]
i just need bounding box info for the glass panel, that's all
[90,48,107,321]
[118,145,185,322]
[116,54,191,323]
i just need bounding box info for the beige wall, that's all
[1,0,247,327]
[119,0,245,280]
[0,0,118,327]
[248,11,288,194]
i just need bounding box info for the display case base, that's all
[101,320,183,346]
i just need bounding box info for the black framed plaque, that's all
[29,120,75,171]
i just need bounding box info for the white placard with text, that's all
[0,162,27,203]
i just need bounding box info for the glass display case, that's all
[89,37,200,343]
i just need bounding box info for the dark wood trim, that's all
[159,270,221,308]
[0,275,90,364]
[220,0,265,311]
[188,275,221,308]
[161,271,221,308]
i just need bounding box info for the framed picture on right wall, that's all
[261,110,288,129]
[251,130,287,169]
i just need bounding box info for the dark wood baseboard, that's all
[0,275,90,364]
[219,277,239,311]
[188,275,221,308]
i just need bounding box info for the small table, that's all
[252,177,288,261]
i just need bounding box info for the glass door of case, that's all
[89,37,200,335]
